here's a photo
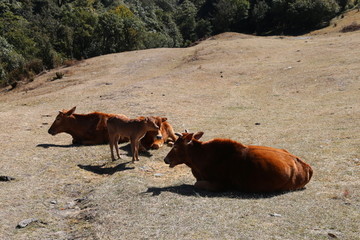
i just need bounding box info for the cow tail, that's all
[96,116,107,131]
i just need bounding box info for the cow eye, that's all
[56,117,61,121]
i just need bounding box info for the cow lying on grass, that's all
[164,131,313,192]
[48,106,128,145]
[107,116,160,162]
[140,117,177,150]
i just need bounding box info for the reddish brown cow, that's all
[140,117,177,150]
[48,107,128,145]
[107,116,160,162]
[164,131,313,192]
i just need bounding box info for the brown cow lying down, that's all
[107,116,160,162]
[164,131,313,192]
[48,106,128,145]
[140,117,177,150]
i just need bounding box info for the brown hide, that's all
[48,107,128,145]
[140,117,177,150]
[107,116,160,162]
[164,132,313,192]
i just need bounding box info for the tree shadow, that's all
[144,184,296,199]
[78,161,134,175]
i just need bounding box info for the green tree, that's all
[175,0,197,45]
[62,6,98,58]
[0,36,25,85]
[286,0,340,31]
[0,11,38,59]
[96,11,125,53]
[251,0,270,33]
[214,0,250,33]
[154,10,182,47]
[94,5,146,54]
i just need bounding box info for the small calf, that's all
[107,116,160,162]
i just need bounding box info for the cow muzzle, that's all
[48,129,56,135]
[164,157,175,168]
[164,157,170,165]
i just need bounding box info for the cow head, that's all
[151,117,167,149]
[164,131,204,168]
[143,116,160,132]
[48,106,76,135]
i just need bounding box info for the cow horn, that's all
[175,132,182,137]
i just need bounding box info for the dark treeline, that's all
[0,0,358,87]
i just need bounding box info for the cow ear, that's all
[184,133,194,143]
[193,132,204,140]
[66,106,76,116]
[161,117,167,122]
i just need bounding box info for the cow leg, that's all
[114,135,121,159]
[135,140,140,161]
[139,143,146,152]
[194,180,224,192]
[109,137,116,161]
[130,138,136,162]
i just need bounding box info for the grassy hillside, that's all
[0,11,359,240]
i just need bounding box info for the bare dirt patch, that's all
[1,11,359,240]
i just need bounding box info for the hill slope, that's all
[1,12,359,240]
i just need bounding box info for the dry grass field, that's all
[1,10,359,240]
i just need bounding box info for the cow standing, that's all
[164,131,313,192]
[48,107,128,145]
[140,117,177,150]
[107,116,160,162]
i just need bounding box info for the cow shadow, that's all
[78,161,134,175]
[37,143,80,148]
[144,184,294,199]
[119,144,153,158]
